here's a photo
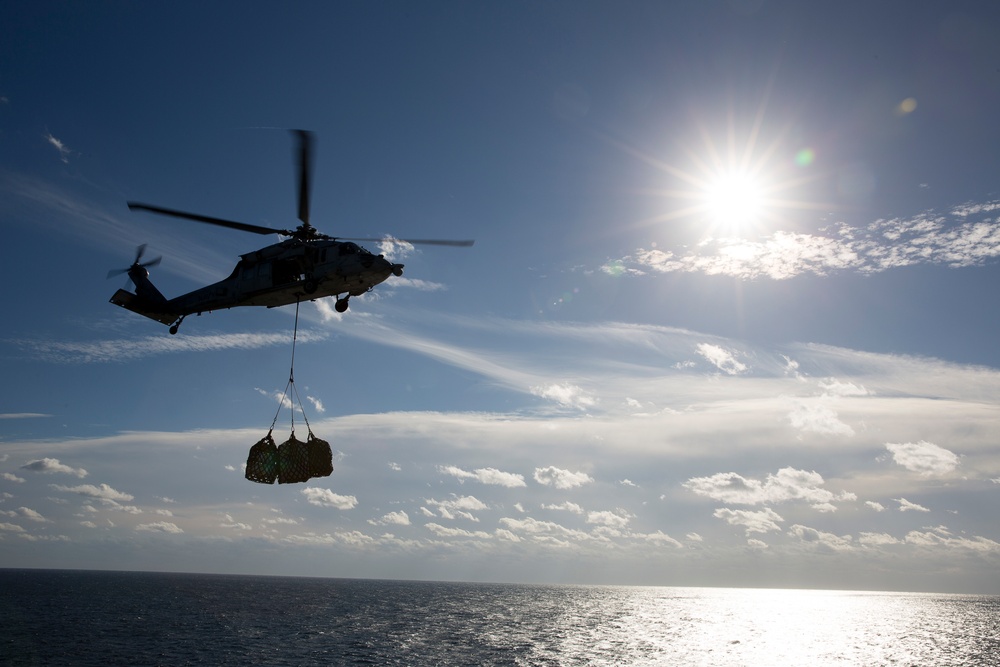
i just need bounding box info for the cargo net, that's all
[245,301,333,484]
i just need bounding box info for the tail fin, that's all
[109,289,177,325]
[109,265,176,326]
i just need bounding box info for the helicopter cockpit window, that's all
[339,242,360,256]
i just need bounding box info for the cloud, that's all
[9,330,328,364]
[534,466,594,489]
[301,488,358,509]
[530,383,597,409]
[788,524,854,552]
[684,468,854,509]
[21,458,88,478]
[787,400,855,436]
[499,517,591,542]
[17,507,49,523]
[44,132,72,163]
[425,496,488,521]
[50,483,133,502]
[542,502,584,514]
[865,501,886,512]
[369,511,410,527]
[713,507,784,535]
[904,527,1000,553]
[135,522,183,534]
[586,510,631,529]
[896,498,930,512]
[425,523,492,539]
[438,465,526,487]
[886,441,960,477]
[2,473,26,483]
[697,343,747,375]
[603,201,1000,280]
[306,396,326,413]
[859,532,900,546]
[0,413,52,420]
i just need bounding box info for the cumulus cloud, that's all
[369,510,410,526]
[713,507,784,535]
[499,517,590,542]
[15,507,49,523]
[586,510,632,529]
[2,473,25,483]
[425,496,488,521]
[425,523,492,539]
[301,488,358,509]
[787,400,855,436]
[438,465,526,487]
[136,522,183,534]
[859,532,900,546]
[21,458,88,478]
[896,498,930,512]
[542,502,584,514]
[50,483,133,502]
[904,527,1000,553]
[696,343,747,375]
[684,468,854,509]
[534,466,594,489]
[886,441,960,477]
[865,501,886,512]
[530,383,597,409]
[788,524,853,551]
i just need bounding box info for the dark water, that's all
[1,570,998,666]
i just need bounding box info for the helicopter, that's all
[110,130,473,334]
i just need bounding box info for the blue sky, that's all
[2,1,1000,593]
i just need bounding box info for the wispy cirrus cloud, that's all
[603,200,1000,280]
[6,330,328,364]
[44,132,72,163]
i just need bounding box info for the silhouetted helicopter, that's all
[110,130,473,334]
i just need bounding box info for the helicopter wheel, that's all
[169,324,179,335]
[304,279,318,295]
[335,297,349,313]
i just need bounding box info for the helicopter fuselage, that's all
[110,238,403,332]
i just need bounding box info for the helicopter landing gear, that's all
[334,296,349,313]
[303,279,318,295]
[169,315,186,335]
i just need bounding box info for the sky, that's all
[2,1,999,593]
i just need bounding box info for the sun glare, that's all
[703,170,766,232]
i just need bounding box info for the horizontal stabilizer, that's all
[109,289,176,326]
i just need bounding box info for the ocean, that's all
[1,570,997,666]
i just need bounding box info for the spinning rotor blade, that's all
[107,244,161,279]
[127,202,290,236]
[294,129,314,226]
[340,236,475,247]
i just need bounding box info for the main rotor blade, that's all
[128,202,290,236]
[294,129,314,226]
[341,237,475,247]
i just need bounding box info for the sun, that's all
[702,169,766,233]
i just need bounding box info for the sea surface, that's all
[1,570,997,666]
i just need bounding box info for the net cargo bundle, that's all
[307,432,334,479]
[277,434,311,484]
[245,433,278,484]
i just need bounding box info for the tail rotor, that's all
[107,244,162,284]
